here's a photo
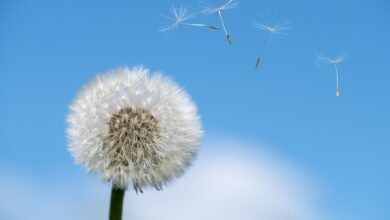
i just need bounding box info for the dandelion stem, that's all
[258,33,270,57]
[334,63,339,89]
[217,10,231,44]
[334,63,340,96]
[109,186,125,220]
[218,10,227,35]
[183,23,220,30]
[255,33,270,69]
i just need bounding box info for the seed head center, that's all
[105,107,161,171]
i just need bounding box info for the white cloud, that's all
[0,168,108,220]
[0,137,324,220]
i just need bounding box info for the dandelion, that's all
[67,66,203,220]
[316,53,346,96]
[203,0,238,45]
[254,20,291,69]
[160,6,220,32]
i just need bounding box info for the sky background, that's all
[0,0,389,220]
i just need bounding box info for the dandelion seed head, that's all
[333,53,346,64]
[203,0,238,14]
[254,21,291,36]
[160,6,193,32]
[316,52,347,66]
[67,66,203,192]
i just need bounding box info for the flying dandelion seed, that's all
[316,53,347,96]
[160,6,220,32]
[203,0,238,45]
[254,21,291,69]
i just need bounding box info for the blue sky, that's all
[1,0,389,219]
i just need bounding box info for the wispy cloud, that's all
[0,137,324,220]
[0,168,108,220]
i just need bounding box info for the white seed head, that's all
[66,66,203,192]
[316,52,346,65]
[203,0,238,14]
[254,21,292,37]
[160,6,193,32]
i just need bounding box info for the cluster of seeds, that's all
[104,107,162,192]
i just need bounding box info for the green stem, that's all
[109,186,125,220]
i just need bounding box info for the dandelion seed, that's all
[254,21,291,69]
[160,6,220,32]
[316,53,347,96]
[203,0,238,45]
